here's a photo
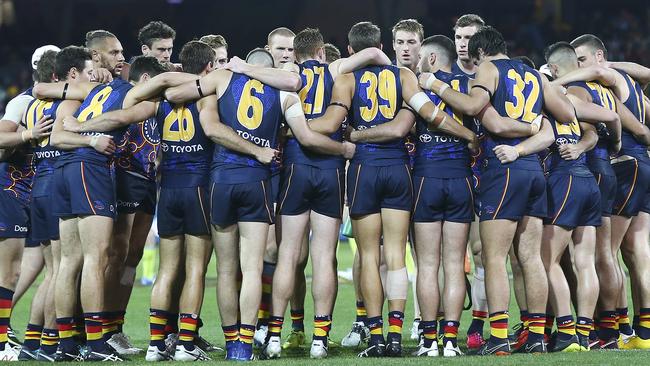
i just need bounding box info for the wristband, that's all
[423,74,436,90]
[196,79,204,97]
[437,115,447,129]
[89,135,100,148]
[62,83,69,99]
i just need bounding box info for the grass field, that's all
[9,239,648,365]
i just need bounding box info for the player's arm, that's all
[565,91,621,145]
[164,69,230,103]
[558,122,598,161]
[541,75,578,124]
[401,68,477,145]
[306,73,354,135]
[607,61,650,86]
[197,95,276,163]
[32,81,98,101]
[0,95,51,148]
[125,72,198,107]
[64,101,157,133]
[477,105,540,137]
[283,92,352,157]
[329,47,390,78]
[348,107,416,143]
[493,117,555,163]
[419,61,496,116]
[614,95,650,145]
[50,100,116,154]
[551,65,619,88]
[224,56,301,92]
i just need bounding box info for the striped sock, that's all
[0,287,13,350]
[421,320,437,348]
[634,314,640,333]
[23,323,43,351]
[527,313,546,343]
[84,312,108,353]
[598,311,619,340]
[178,313,199,350]
[355,301,367,324]
[56,317,76,352]
[313,315,332,343]
[544,314,555,338]
[40,328,59,354]
[165,312,179,335]
[239,324,255,345]
[149,309,168,351]
[443,320,460,347]
[556,315,576,341]
[468,310,487,335]
[576,317,593,338]
[290,309,305,332]
[74,316,85,339]
[258,262,275,327]
[520,310,530,328]
[489,311,509,340]
[387,311,403,344]
[102,311,120,340]
[638,308,650,339]
[618,308,633,336]
[116,311,126,333]
[268,316,283,339]
[366,316,384,344]
[222,324,239,347]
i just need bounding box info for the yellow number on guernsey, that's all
[360,70,397,122]
[163,105,195,142]
[237,80,265,130]
[25,100,54,147]
[505,70,540,123]
[437,79,463,124]
[77,87,113,122]
[299,66,326,115]
[554,116,581,137]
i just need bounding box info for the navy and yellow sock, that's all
[617,308,632,336]
[467,310,487,335]
[23,323,43,351]
[56,317,76,352]
[84,312,108,353]
[268,316,283,339]
[222,324,239,346]
[149,309,168,351]
[0,287,13,350]
[489,311,509,340]
[387,311,403,344]
[178,313,198,350]
[597,311,619,340]
[313,315,332,343]
[638,308,650,339]
[40,328,59,354]
[633,314,640,333]
[164,312,179,335]
[366,316,384,345]
[556,315,576,341]
[544,314,555,338]
[290,309,305,332]
[520,310,530,328]
[527,313,546,343]
[421,320,437,348]
[102,311,120,341]
[239,324,255,346]
[355,301,367,324]
[443,320,460,347]
[576,317,592,338]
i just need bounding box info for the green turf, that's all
[9,240,648,364]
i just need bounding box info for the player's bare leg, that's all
[414,221,441,356]
[441,221,470,355]
[12,247,44,306]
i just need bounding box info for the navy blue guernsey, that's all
[543,115,592,177]
[156,101,213,187]
[615,69,647,158]
[350,65,405,165]
[566,81,616,174]
[58,79,133,166]
[452,62,475,79]
[413,70,473,178]
[212,73,282,184]
[283,59,343,169]
[115,118,160,180]
[487,59,543,170]
[23,98,63,196]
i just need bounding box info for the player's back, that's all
[614,69,647,157]
[156,100,213,187]
[414,70,473,178]
[283,59,343,169]
[544,114,591,177]
[58,78,133,165]
[488,59,543,169]
[213,72,282,183]
[115,119,160,181]
[349,65,405,165]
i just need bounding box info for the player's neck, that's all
[432,63,452,74]
[484,54,508,62]
[457,58,475,74]
[298,57,319,64]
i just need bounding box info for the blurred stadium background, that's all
[1,0,648,114]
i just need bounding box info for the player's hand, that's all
[418,72,436,90]
[63,116,82,133]
[609,139,622,155]
[493,144,519,163]
[342,141,356,159]
[468,135,480,155]
[343,126,354,142]
[281,125,294,138]
[558,143,584,160]
[223,56,251,74]
[255,147,278,164]
[531,114,543,134]
[28,114,54,140]
[90,135,116,155]
[91,68,113,83]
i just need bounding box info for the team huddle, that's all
[0,11,650,362]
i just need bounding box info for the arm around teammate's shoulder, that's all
[33,81,97,101]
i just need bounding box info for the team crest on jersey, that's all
[94,200,105,211]
[143,118,161,145]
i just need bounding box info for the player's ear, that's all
[317,47,325,62]
[206,61,215,73]
[347,45,354,55]
[69,67,78,80]
[428,52,436,68]
[141,44,150,55]
[139,72,151,83]
[379,43,383,50]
